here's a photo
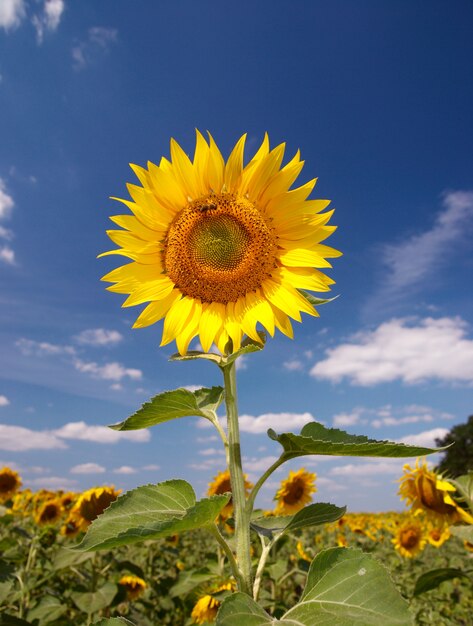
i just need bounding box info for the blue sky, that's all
[1,0,472,513]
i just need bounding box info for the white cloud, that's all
[283,359,304,372]
[330,460,405,477]
[196,435,218,443]
[183,385,203,392]
[372,190,473,306]
[0,178,14,219]
[0,246,15,265]
[73,359,142,382]
[0,395,10,407]
[70,462,105,474]
[0,424,67,451]
[26,476,78,490]
[235,356,248,371]
[311,317,473,386]
[72,26,118,70]
[16,338,76,357]
[0,225,13,240]
[198,447,226,457]
[53,421,150,443]
[142,464,160,471]
[32,0,64,43]
[0,0,25,31]
[332,409,365,427]
[75,328,123,347]
[113,465,137,474]
[244,455,279,472]
[398,428,448,448]
[238,412,316,434]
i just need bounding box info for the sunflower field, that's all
[1,464,472,626]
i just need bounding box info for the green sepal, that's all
[413,567,470,596]
[109,386,224,431]
[251,502,346,540]
[73,480,230,551]
[223,333,266,366]
[269,421,444,460]
[298,289,339,307]
[217,547,412,625]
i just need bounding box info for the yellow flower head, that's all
[426,523,451,548]
[100,132,341,355]
[35,498,63,526]
[191,594,220,624]
[274,468,317,515]
[119,575,147,601]
[398,458,473,524]
[70,486,121,531]
[392,519,426,558]
[0,467,22,502]
[207,469,252,520]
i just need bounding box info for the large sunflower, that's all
[398,458,473,525]
[100,132,340,354]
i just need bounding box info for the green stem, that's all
[246,457,286,515]
[221,360,252,595]
[253,538,272,600]
[208,524,243,588]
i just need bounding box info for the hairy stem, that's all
[221,360,252,595]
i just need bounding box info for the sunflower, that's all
[191,582,233,625]
[274,468,316,515]
[69,486,121,531]
[398,458,473,525]
[426,523,451,548]
[392,519,426,558]
[207,469,252,520]
[35,498,63,526]
[100,132,340,355]
[118,575,147,601]
[0,467,22,502]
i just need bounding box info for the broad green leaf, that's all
[0,580,14,604]
[413,567,469,596]
[27,596,66,623]
[71,582,118,614]
[298,289,339,307]
[454,472,473,502]
[269,421,442,460]
[0,559,15,582]
[109,386,224,431]
[92,617,135,626]
[251,503,346,539]
[217,547,412,625]
[169,351,222,364]
[224,333,266,366]
[74,480,230,551]
[170,567,220,598]
[450,524,473,542]
[52,547,94,570]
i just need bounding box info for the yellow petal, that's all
[207,132,225,192]
[109,215,164,240]
[224,134,246,192]
[279,248,333,268]
[170,137,200,200]
[132,290,181,328]
[280,267,332,292]
[259,151,304,206]
[271,303,294,339]
[122,277,174,307]
[224,302,243,352]
[176,299,202,354]
[199,302,225,352]
[161,296,196,346]
[246,144,286,202]
[266,179,318,214]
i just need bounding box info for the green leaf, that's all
[109,386,224,431]
[298,289,339,307]
[413,567,469,596]
[217,548,412,625]
[27,596,67,623]
[92,617,135,626]
[169,567,220,598]
[52,547,95,570]
[251,503,346,539]
[169,350,222,364]
[0,581,14,604]
[0,559,15,582]
[224,333,266,366]
[71,582,118,614]
[454,472,473,502]
[269,421,442,460]
[450,524,473,542]
[74,479,230,551]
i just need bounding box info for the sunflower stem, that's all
[246,456,285,515]
[221,359,252,595]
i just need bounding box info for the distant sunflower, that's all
[100,132,340,355]
[426,524,451,548]
[398,458,473,525]
[70,486,121,531]
[274,468,316,515]
[207,469,252,520]
[0,467,22,502]
[35,498,63,526]
[392,520,426,558]
[119,575,147,601]
[191,582,233,624]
